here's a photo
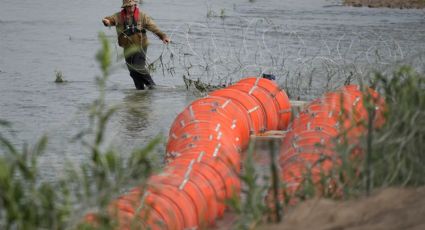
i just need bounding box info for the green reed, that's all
[230,65,424,229]
[290,66,425,201]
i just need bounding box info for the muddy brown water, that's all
[0,0,424,180]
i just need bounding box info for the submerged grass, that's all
[54,69,66,83]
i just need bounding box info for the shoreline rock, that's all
[344,0,425,9]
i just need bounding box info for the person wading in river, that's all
[102,0,170,89]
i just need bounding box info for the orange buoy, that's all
[167,160,227,218]
[340,85,386,127]
[166,141,240,170]
[288,119,339,137]
[144,191,185,230]
[167,143,240,172]
[279,84,386,201]
[209,88,267,134]
[187,96,251,146]
[101,77,307,229]
[169,111,242,142]
[228,83,279,130]
[149,173,210,226]
[237,77,291,129]
[162,165,219,225]
[112,196,165,230]
[167,121,241,153]
[148,179,199,229]
[172,154,241,199]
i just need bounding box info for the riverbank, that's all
[344,0,425,8]
[261,186,425,230]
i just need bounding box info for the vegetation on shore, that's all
[241,65,425,229]
[344,0,425,9]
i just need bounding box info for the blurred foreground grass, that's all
[231,65,425,229]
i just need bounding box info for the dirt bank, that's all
[261,187,425,230]
[344,0,425,8]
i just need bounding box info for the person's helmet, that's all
[121,0,137,8]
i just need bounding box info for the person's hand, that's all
[162,36,171,44]
[102,18,110,26]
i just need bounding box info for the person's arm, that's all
[102,14,118,27]
[143,14,170,44]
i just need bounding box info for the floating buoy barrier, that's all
[168,96,251,148]
[227,83,280,130]
[84,76,292,229]
[166,121,241,168]
[84,79,386,229]
[149,172,210,226]
[278,85,385,198]
[209,88,268,134]
[237,77,291,130]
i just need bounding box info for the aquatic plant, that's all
[220,9,226,18]
[54,69,65,83]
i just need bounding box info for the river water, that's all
[0,0,424,179]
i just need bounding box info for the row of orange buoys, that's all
[278,85,385,198]
[85,80,387,229]
[95,77,291,229]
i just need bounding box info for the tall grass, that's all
[230,66,424,229]
[366,66,425,187]
[328,66,425,197]
[293,66,424,200]
[227,139,269,230]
